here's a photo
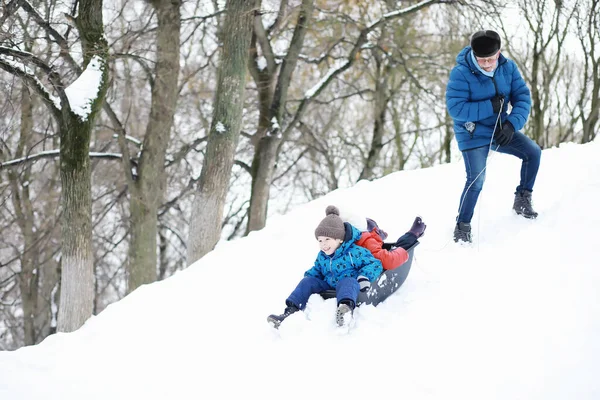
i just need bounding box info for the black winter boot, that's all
[453,222,472,243]
[267,304,299,329]
[513,190,538,219]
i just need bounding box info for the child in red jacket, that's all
[354,216,426,270]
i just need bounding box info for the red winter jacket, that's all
[355,229,409,271]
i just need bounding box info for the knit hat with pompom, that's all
[314,205,346,240]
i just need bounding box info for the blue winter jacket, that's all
[446,46,531,151]
[304,224,383,288]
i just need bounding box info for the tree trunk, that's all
[359,59,389,181]
[127,0,181,293]
[186,0,258,264]
[529,50,545,146]
[246,0,314,234]
[57,144,94,332]
[247,136,279,233]
[442,114,453,164]
[580,16,599,143]
[57,0,109,332]
[10,85,39,345]
[158,227,168,280]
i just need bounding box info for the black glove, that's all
[494,121,515,146]
[357,276,371,292]
[491,95,504,114]
[382,242,395,250]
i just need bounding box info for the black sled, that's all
[319,241,418,307]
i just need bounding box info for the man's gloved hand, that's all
[491,95,504,114]
[357,276,371,292]
[494,121,515,146]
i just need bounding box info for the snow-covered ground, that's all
[1,139,599,400]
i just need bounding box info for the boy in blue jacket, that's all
[446,30,542,243]
[267,205,383,328]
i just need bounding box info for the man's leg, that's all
[457,146,490,223]
[495,131,542,192]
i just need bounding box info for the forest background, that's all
[0,0,598,350]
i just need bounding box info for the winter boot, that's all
[408,216,427,238]
[453,222,472,243]
[335,300,355,327]
[267,304,299,329]
[513,190,538,219]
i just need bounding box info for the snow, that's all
[257,55,267,71]
[1,139,600,400]
[0,150,60,168]
[215,121,226,133]
[0,53,62,110]
[305,59,349,98]
[112,133,142,146]
[64,55,105,121]
[270,116,279,130]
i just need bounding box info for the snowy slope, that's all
[1,139,599,400]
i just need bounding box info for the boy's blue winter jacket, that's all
[304,224,383,288]
[446,46,531,151]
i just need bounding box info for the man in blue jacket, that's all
[446,30,541,243]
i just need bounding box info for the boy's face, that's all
[317,236,343,256]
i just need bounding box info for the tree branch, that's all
[253,8,276,74]
[0,0,20,27]
[0,150,124,170]
[12,0,83,74]
[113,52,155,88]
[281,0,449,140]
[102,103,135,183]
[0,54,62,120]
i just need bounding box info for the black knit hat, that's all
[315,205,345,240]
[470,30,501,58]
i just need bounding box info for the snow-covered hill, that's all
[1,139,599,400]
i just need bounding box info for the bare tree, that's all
[0,0,110,332]
[574,0,599,144]
[124,0,182,293]
[0,83,62,348]
[245,0,454,233]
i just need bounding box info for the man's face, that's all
[476,51,500,72]
[317,236,342,255]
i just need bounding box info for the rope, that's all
[423,99,505,253]
[456,98,504,222]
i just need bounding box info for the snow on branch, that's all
[0,52,62,112]
[64,55,106,121]
[111,133,142,147]
[367,0,446,32]
[0,46,56,77]
[0,150,60,169]
[0,150,122,170]
[304,59,350,98]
